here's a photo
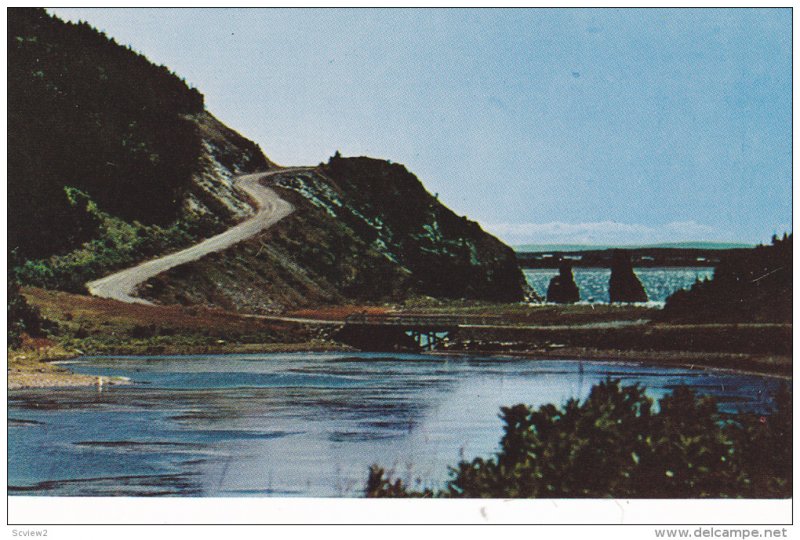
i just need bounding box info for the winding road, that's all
[87,168,308,304]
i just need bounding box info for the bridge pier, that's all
[407,329,449,351]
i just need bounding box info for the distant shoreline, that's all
[515,246,749,269]
[513,242,755,252]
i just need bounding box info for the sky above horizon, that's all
[50,8,791,246]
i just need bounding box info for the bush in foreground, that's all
[366,380,791,498]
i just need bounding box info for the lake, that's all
[8,353,780,497]
[524,267,714,304]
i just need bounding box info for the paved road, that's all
[87,168,309,304]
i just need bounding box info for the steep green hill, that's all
[9,8,270,291]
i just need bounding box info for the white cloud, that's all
[483,220,720,246]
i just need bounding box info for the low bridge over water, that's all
[339,313,499,351]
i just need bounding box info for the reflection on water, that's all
[524,267,715,303]
[8,353,781,497]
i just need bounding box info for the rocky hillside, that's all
[142,156,530,311]
[9,8,529,312]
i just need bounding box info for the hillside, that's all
[141,156,529,312]
[661,235,792,323]
[9,8,271,293]
[8,8,527,315]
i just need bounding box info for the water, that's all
[8,353,780,497]
[524,267,714,304]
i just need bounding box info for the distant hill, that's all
[515,247,753,269]
[514,241,758,269]
[514,242,755,253]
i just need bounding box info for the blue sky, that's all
[50,8,791,246]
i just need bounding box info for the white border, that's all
[7,497,793,525]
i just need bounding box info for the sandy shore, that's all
[8,361,130,390]
[7,341,352,390]
[7,348,132,390]
[8,370,129,390]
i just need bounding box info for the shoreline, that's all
[8,361,132,390]
[428,347,792,380]
[7,341,354,390]
[8,342,790,390]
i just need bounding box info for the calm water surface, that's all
[8,353,780,497]
[524,267,714,303]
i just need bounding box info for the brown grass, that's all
[285,305,393,320]
[22,287,309,338]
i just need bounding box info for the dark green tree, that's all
[662,234,792,322]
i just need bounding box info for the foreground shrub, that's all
[366,380,791,498]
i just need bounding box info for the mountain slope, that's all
[9,8,272,291]
[9,8,529,312]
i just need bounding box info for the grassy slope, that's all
[20,287,343,356]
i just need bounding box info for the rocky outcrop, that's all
[546,262,580,303]
[143,157,531,311]
[609,250,648,303]
[309,156,529,302]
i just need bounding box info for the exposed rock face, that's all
[144,157,531,311]
[546,262,580,303]
[609,250,648,303]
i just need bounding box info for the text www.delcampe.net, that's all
[654,528,789,538]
